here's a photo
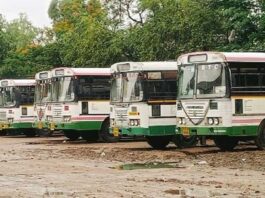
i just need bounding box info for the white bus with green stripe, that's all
[0,79,36,136]
[109,62,190,149]
[33,71,52,136]
[176,52,265,151]
[47,67,117,142]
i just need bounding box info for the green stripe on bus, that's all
[54,121,103,131]
[11,122,34,129]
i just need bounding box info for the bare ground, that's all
[0,136,264,197]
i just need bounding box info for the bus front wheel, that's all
[214,136,238,151]
[146,136,172,150]
[23,129,37,137]
[172,135,198,148]
[255,121,265,150]
[64,131,80,141]
[0,130,7,136]
[80,131,99,142]
[99,120,119,143]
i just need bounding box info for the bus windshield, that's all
[178,63,227,99]
[0,89,4,107]
[111,72,143,103]
[35,81,51,104]
[3,87,16,107]
[51,77,74,102]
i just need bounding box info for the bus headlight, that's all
[110,119,115,127]
[129,119,140,126]
[46,116,52,122]
[208,118,214,125]
[214,118,219,125]
[178,118,182,125]
[178,117,186,125]
[63,116,71,122]
[182,118,186,125]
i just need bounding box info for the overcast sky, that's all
[0,0,52,27]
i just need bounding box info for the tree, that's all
[5,13,39,51]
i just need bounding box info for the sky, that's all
[0,0,52,27]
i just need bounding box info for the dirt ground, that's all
[0,136,264,197]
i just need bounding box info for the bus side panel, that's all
[148,104,176,136]
[231,96,265,136]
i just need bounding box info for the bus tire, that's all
[255,121,265,150]
[64,131,80,141]
[23,129,37,137]
[214,136,238,151]
[80,131,98,142]
[172,135,198,148]
[36,129,53,137]
[99,120,119,143]
[0,130,7,136]
[146,136,171,150]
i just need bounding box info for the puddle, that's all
[118,162,185,170]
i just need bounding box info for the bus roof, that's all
[111,61,177,73]
[0,79,35,87]
[178,52,265,64]
[35,71,52,80]
[51,67,110,77]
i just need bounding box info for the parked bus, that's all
[0,83,7,135]
[176,52,265,150]
[109,62,196,149]
[47,67,117,142]
[0,79,36,136]
[33,71,52,136]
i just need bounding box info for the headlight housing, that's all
[207,117,221,125]
[208,118,214,125]
[177,117,186,125]
[46,116,52,122]
[63,116,71,122]
[214,118,219,125]
[129,119,140,126]
[110,119,115,127]
[8,118,13,123]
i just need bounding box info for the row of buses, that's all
[0,51,264,151]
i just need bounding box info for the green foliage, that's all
[1,0,265,78]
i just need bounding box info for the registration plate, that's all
[181,127,190,136]
[113,127,119,137]
[38,122,43,129]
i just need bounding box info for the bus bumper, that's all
[110,125,176,137]
[0,122,10,130]
[176,125,258,136]
[50,121,102,131]
[11,122,34,129]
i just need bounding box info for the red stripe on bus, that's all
[232,119,261,123]
[71,116,107,121]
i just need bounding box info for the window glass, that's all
[76,76,110,100]
[230,63,263,92]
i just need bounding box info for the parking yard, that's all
[0,136,264,197]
